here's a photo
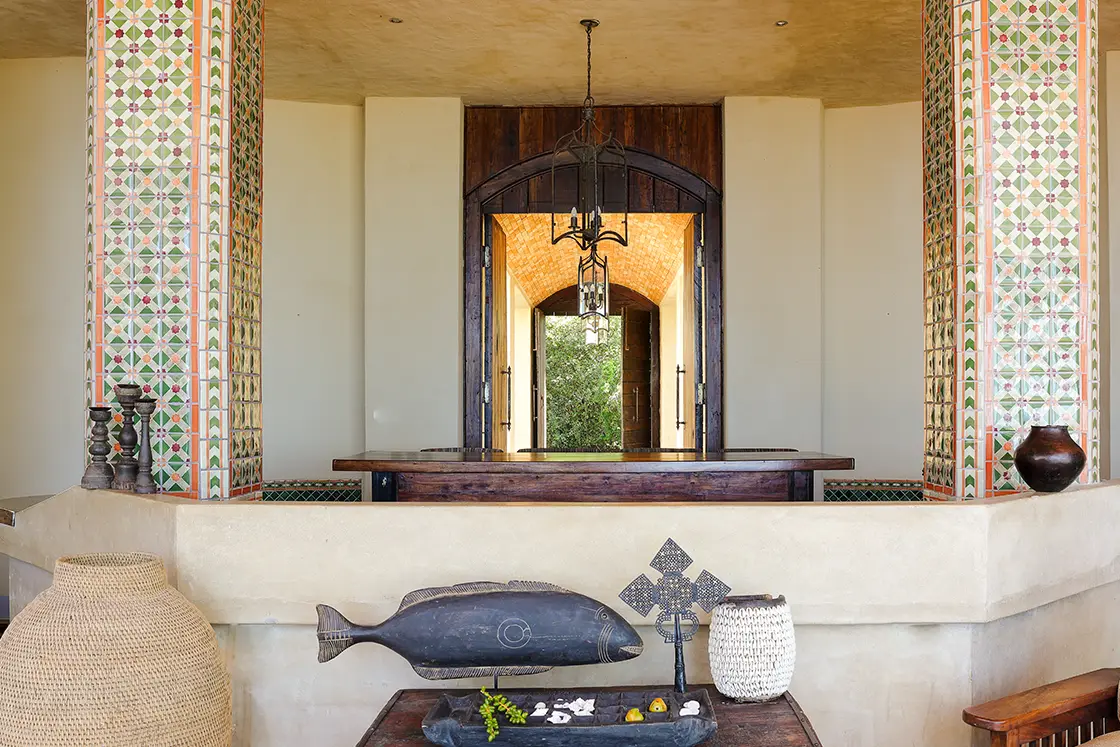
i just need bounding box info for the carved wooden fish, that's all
[316,581,644,679]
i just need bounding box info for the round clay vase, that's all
[708,594,796,703]
[0,553,232,747]
[1013,425,1086,493]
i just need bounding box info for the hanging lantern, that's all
[578,245,609,344]
[551,19,627,345]
[550,19,628,253]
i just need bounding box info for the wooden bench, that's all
[964,669,1120,746]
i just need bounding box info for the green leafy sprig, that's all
[479,687,528,742]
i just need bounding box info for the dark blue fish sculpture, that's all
[316,580,644,679]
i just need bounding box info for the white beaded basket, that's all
[708,594,796,703]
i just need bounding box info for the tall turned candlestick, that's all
[134,397,157,494]
[80,406,115,489]
[110,383,143,491]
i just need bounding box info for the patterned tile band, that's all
[87,0,263,499]
[261,480,362,503]
[823,480,926,503]
[922,0,1099,498]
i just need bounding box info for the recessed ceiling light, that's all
[775,20,789,27]
[389,17,403,23]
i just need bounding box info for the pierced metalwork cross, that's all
[618,538,730,692]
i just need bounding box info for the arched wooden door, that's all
[463,149,723,452]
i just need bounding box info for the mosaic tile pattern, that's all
[87,0,263,500]
[922,0,958,496]
[227,0,264,496]
[261,480,363,502]
[823,480,926,503]
[922,0,1099,498]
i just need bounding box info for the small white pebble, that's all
[568,698,595,715]
[683,700,700,710]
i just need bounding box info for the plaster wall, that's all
[261,99,365,479]
[0,59,86,502]
[822,102,925,479]
[363,97,464,450]
[217,620,978,747]
[723,97,824,452]
[0,58,86,603]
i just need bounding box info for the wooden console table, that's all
[333,451,854,502]
[356,686,823,747]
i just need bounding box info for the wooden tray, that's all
[421,688,717,747]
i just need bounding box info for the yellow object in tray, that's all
[648,698,668,713]
[624,708,645,722]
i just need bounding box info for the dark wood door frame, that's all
[464,149,723,450]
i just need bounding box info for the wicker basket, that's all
[0,553,232,746]
[708,594,796,703]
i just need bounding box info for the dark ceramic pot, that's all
[1013,425,1086,493]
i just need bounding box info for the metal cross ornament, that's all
[619,538,730,692]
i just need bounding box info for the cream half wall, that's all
[363,98,464,450]
[8,486,1120,746]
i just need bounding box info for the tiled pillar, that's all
[923,0,1099,498]
[86,0,264,499]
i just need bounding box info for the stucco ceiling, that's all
[497,213,693,307]
[2,0,1118,107]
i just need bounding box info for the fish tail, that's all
[316,604,356,663]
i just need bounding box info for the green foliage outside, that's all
[545,316,622,449]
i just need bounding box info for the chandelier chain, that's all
[585,21,594,111]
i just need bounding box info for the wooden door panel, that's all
[681,217,697,449]
[490,222,509,452]
[622,308,654,449]
[531,308,546,448]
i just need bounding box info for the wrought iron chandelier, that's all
[551,19,629,344]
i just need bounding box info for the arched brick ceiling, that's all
[495,213,693,307]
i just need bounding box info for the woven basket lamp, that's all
[0,553,232,746]
[708,594,796,703]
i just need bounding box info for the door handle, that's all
[501,367,512,432]
[500,366,512,431]
[676,365,686,430]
